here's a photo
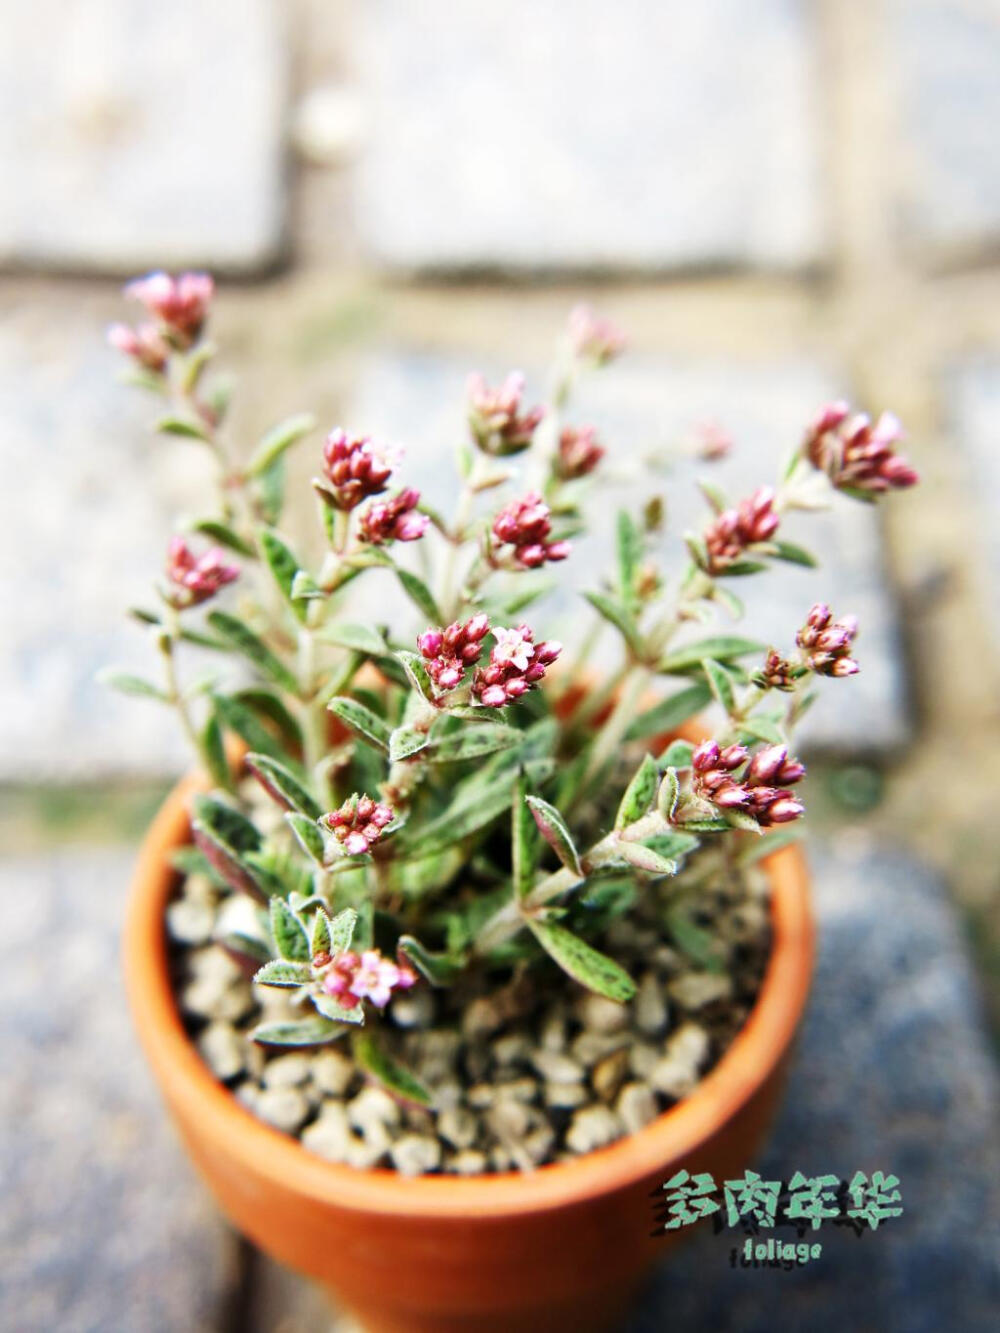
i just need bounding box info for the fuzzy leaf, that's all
[722,807,764,835]
[512,770,538,899]
[157,413,210,442]
[192,794,260,851]
[211,692,289,763]
[255,457,285,526]
[738,715,785,746]
[201,711,231,789]
[191,823,265,901]
[189,519,256,557]
[395,649,434,701]
[291,570,324,601]
[329,907,358,953]
[658,637,764,674]
[313,994,365,1024]
[643,830,700,860]
[616,510,643,611]
[247,413,316,477]
[615,753,660,830]
[327,696,391,751]
[583,590,644,656]
[702,658,736,713]
[676,816,732,833]
[397,934,464,986]
[396,568,443,623]
[322,623,388,657]
[718,559,768,577]
[385,846,466,897]
[389,724,428,763]
[426,725,520,763]
[772,539,818,568]
[270,899,311,962]
[286,812,326,865]
[657,768,680,820]
[615,841,678,876]
[252,1017,340,1047]
[528,919,637,1003]
[526,795,583,875]
[624,682,712,741]
[96,668,169,702]
[259,530,308,624]
[230,688,303,751]
[254,959,312,988]
[245,753,322,820]
[207,611,298,692]
[311,910,332,955]
[405,758,552,855]
[353,1032,432,1105]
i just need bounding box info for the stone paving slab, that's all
[891,0,1000,263]
[0,0,287,273]
[349,353,910,754]
[630,840,1000,1332]
[0,848,239,1333]
[358,0,827,273]
[948,359,1000,659]
[0,305,216,782]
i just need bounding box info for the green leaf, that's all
[206,611,298,692]
[665,903,725,971]
[397,934,464,986]
[170,845,229,889]
[396,567,442,623]
[772,539,818,568]
[404,758,553,856]
[659,636,764,673]
[96,668,169,702]
[254,959,312,987]
[426,724,520,763]
[247,413,316,477]
[389,725,428,763]
[698,479,728,514]
[526,795,583,875]
[615,841,678,876]
[512,770,538,898]
[157,414,210,442]
[201,711,231,789]
[311,909,332,955]
[713,585,744,620]
[583,590,644,656]
[321,623,388,657]
[255,457,285,526]
[616,510,643,611]
[259,529,308,624]
[717,559,768,577]
[657,768,680,820]
[216,929,272,966]
[252,1017,341,1047]
[328,907,358,953]
[245,753,322,819]
[722,807,764,835]
[211,692,288,763]
[395,649,434,701]
[658,738,695,768]
[286,812,326,865]
[643,830,700,860]
[353,1031,433,1105]
[327,696,391,751]
[313,994,365,1024]
[187,518,256,558]
[192,794,260,851]
[191,798,265,902]
[384,846,466,898]
[676,816,731,833]
[738,715,785,746]
[615,753,660,830]
[291,570,324,601]
[528,919,637,1003]
[270,899,311,962]
[702,658,736,713]
[624,683,712,742]
[230,688,303,752]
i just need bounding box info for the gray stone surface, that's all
[0,304,218,781]
[949,360,1000,658]
[891,0,1000,262]
[631,841,1000,1332]
[358,0,827,273]
[0,848,239,1333]
[349,353,910,753]
[0,0,287,273]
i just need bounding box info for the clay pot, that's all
[124,742,813,1333]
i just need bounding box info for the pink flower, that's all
[317,948,417,1010]
[796,603,860,677]
[107,321,170,373]
[125,271,214,346]
[692,420,733,462]
[702,486,780,575]
[555,425,605,480]
[691,739,805,827]
[322,794,395,856]
[804,403,919,495]
[491,491,571,569]
[165,537,239,607]
[567,305,626,364]
[358,488,428,545]
[467,371,544,455]
[472,624,561,707]
[418,614,491,692]
[319,429,395,511]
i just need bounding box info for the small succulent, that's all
[104,276,917,1104]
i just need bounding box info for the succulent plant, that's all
[104,276,917,1104]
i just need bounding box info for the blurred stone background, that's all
[1,0,998,1329]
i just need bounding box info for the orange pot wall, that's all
[125,766,813,1333]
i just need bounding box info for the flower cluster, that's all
[467,371,544,456]
[753,648,801,693]
[322,795,395,856]
[796,603,860,677]
[491,492,571,568]
[472,625,562,707]
[314,947,417,1010]
[319,430,395,510]
[107,321,170,374]
[125,271,214,347]
[804,402,918,495]
[417,614,491,691]
[555,425,605,481]
[568,304,627,364]
[692,741,805,827]
[702,486,780,575]
[358,488,428,545]
[164,537,239,607]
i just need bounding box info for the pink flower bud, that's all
[467,371,544,455]
[702,486,780,575]
[125,271,214,346]
[471,624,561,707]
[322,794,395,855]
[418,616,492,693]
[358,487,428,545]
[555,425,605,480]
[165,537,239,608]
[320,429,395,511]
[797,603,860,677]
[107,321,170,373]
[804,402,919,496]
[567,305,627,364]
[491,492,572,569]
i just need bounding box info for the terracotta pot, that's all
[124,732,813,1333]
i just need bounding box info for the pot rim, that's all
[124,763,813,1221]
